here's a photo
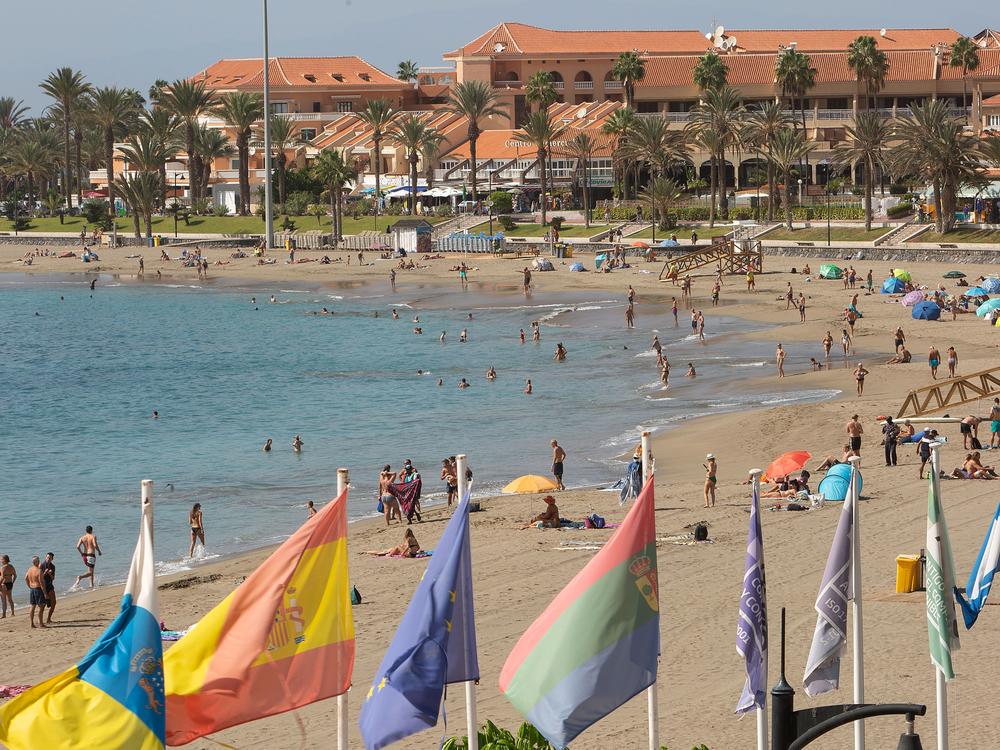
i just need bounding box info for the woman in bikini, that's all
[946,346,959,378]
[188,503,205,557]
[0,556,15,617]
[823,331,833,359]
[367,528,422,557]
[704,454,718,508]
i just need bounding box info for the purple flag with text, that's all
[736,479,767,713]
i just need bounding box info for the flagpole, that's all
[847,455,865,750]
[750,469,767,750]
[336,468,349,750]
[142,478,153,514]
[640,431,659,750]
[929,445,949,750]
[455,453,479,750]
[261,0,274,250]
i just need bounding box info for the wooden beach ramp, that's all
[658,236,763,281]
[896,366,1000,418]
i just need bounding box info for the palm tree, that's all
[767,127,815,227]
[601,107,637,199]
[688,85,744,220]
[691,127,723,226]
[147,79,169,106]
[514,111,566,226]
[89,86,140,223]
[117,171,161,238]
[138,108,182,208]
[40,67,91,209]
[421,132,446,189]
[313,149,358,246]
[8,133,55,214]
[214,92,264,215]
[640,176,683,231]
[525,71,558,113]
[775,49,817,132]
[625,117,689,239]
[0,98,29,130]
[158,79,217,202]
[119,130,171,174]
[396,60,419,83]
[949,37,980,123]
[832,112,891,230]
[387,116,440,215]
[444,80,508,202]
[692,51,729,93]
[889,100,983,234]
[847,36,890,111]
[193,125,235,202]
[743,102,794,221]
[562,132,599,227]
[611,51,646,110]
[353,98,395,226]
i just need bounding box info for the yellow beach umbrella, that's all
[502,474,559,494]
[893,268,912,282]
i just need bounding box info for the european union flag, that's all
[359,491,479,750]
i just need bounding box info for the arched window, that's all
[574,70,593,82]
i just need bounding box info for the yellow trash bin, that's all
[563,246,573,258]
[895,555,921,593]
[153,235,160,247]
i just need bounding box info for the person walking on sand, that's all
[928,346,941,379]
[389,268,396,290]
[697,311,706,341]
[441,458,457,506]
[672,297,679,325]
[854,362,870,396]
[882,417,901,467]
[784,283,794,310]
[847,414,864,457]
[188,503,205,557]
[798,293,807,322]
[379,465,402,525]
[74,525,102,589]
[991,397,1000,448]
[627,285,636,306]
[625,304,635,328]
[26,557,47,628]
[946,346,959,378]
[704,454,718,508]
[551,440,567,490]
[1,556,15,617]
[841,329,852,356]
[522,267,532,293]
[823,331,833,359]
[746,270,755,292]
[866,269,874,293]
[40,552,56,624]
[775,343,786,378]
[893,326,905,354]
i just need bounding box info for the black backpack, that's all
[693,523,709,542]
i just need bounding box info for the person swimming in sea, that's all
[486,366,496,381]
[263,438,272,452]
[292,435,303,452]
[686,362,696,377]
[391,309,399,320]
[458,378,470,389]
[524,379,533,394]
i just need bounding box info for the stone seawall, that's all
[761,244,1000,265]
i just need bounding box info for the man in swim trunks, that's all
[74,525,102,589]
[26,556,47,628]
[40,552,56,624]
[846,415,864,457]
[960,415,981,450]
[0,555,15,617]
[379,465,401,526]
[928,346,941,379]
[551,439,566,490]
[991,398,1000,448]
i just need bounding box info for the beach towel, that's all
[389,478,423,522]
[617,458,643,505]
[0,687,32,701]
[160,630,188,642]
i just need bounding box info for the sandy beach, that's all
[3,243,1000,749]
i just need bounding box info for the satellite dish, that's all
[880,28,887,37]
[715,25,726,39]
[727,36,738,50]
[494,42,506,53]
[705,32,713,41]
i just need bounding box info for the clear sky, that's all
[1,1,987,112]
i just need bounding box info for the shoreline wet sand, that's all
[3,247,1000,749]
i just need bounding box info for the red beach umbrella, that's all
[764,450,812,481]
[631,241,650,249]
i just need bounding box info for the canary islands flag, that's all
[359,489,479,750]
[164,488,354,745]
[0,480,164,750]
[500,476,658,749]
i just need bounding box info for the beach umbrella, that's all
[982,278,1000,294]
[502,474,559,494]
[902,290,926,307]
[569,262,586,272]
[764,450,811,482]
[893,268,912,282]
[977,298,1000,317]
[631,241,650,249]
[656,238,679,247]
[881,277,906,294]
[962,287,989,297]
[818,463,863,501]
[819,264,843,280]
[912,301,941,320]
[943,270,966,279]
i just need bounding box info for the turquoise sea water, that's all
[0,273,838,592]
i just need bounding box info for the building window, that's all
[230,159,240,170]
[312,101,321,112]
[300,128,316,141]
[826,97,849,110]
[637,101,659,113]
[337,101,353,113]
[988,115,1000,130]
[270,102,288,114]
[667,101,694,112]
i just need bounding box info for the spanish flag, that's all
[0,482,165,750]
[163,488,355,745]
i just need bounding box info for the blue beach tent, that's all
[881,277,906,294]
[912,301,941,320]
[818,463,863,501]
[982,277,1000,294]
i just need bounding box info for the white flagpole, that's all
[750,469,767,750]
[640,431,659,750]
[455,454,479,750]
[930,445,949,750]
[336,468,349,750]
[848,455,865,750]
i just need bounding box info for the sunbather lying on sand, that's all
[365,528,422,557]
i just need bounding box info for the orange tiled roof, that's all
[193,57,405,90]
[446,22,961,58]
[983,94,1000,106]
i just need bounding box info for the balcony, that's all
[604,81,623,90]
[552,81,565,91]
[199,111,348,128]
[574,81,594,90]
[493,80,523,89]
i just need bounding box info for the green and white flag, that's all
[926,467,960,680]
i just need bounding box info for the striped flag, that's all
[736,477,767,713]
[926,470,960,679]
[803,468,856,697]
[957,503,1000,629]
[499,476,658,749]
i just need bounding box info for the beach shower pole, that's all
[336,468,349,750]
[261,0,274,250]
[751,468,768,750]
[640,431,659,750]
[455,454,479,750]
[848,455,865,750]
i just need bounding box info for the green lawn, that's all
[468,222,611,238]
[763,227,890,242]
[909,228,1000,244]
[0,214,443,236]
[627,224,735,240]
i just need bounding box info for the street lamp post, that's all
[261,0,274,251]
[173,172,179,238]
[797,178,803,206]
[488,169,494,235]
[12,175,18,237]
[827,182,832,247]
[755,149,761,223]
